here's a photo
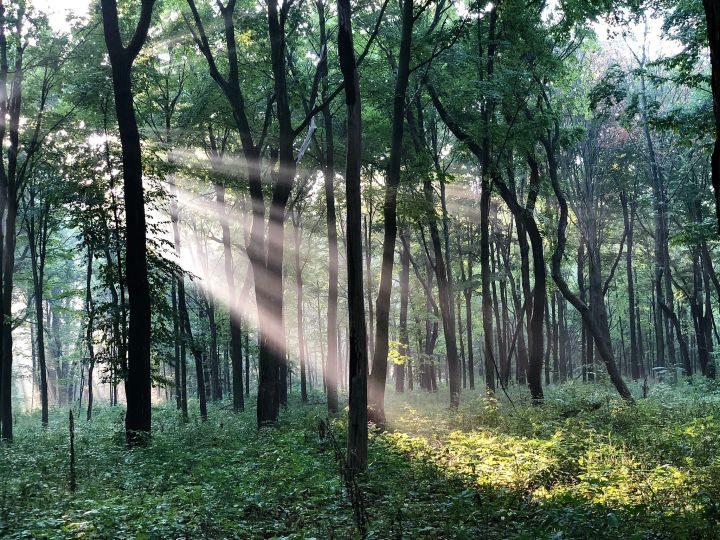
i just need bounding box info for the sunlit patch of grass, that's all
[380,380,720,537]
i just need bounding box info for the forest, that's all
[1,0,720,537]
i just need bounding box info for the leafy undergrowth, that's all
[1,380,720,538]
[382,378,720,538]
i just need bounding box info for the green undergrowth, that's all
[1,379,720,538]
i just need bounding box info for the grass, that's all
[2,379,720,538]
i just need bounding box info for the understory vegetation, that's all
[4,381,720,539]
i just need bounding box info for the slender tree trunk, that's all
[480,180,496,393]
[423,180,461,408]
[558,292,567,381]
[172,275,181,409]
[318,0,339,414]
[85,246,96,421]
[339,0,369,474]
[169,179,206,420]
[703,0,720,232]
[215,184,244,411]
[620,192,640,380]
[179,285,207,420]
[368,0,414,425]
[460,236,476,390]
[28,198,49,427]
[546,136,633,402]
[457,293,467,389]
[206,296,222,401]
[396,229,410,393]
[245,331,250,396]
[551,292,558,383]
[101,0,155,446]
[293,211,308,403]
[702,244,717,378]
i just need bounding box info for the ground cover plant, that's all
[3,381,720,539]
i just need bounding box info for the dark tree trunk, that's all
[85,246,96,421]
[187,0,302,428]
[172,274,181,409]
[546,135,633,402]
[703,0,720,232]
[101,0,156,447]
[338,0,369,475]
[364,216,374,363]
[368,0,414,426]
[245,331,250,396]
[701,246,717,378]
[551,292,558,383]
[317,0,339,415]
[424,180,461,408]
[27,195,49,427]
[206,296,222,401]
[490,239,508,387]
[179,284,207,420]
[544,303,551,386]
[480,181,496,393]
[169,179,205,420]
[488,159,545,402]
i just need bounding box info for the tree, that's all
[368,0,415,426]
[338,0,368,475]
[703,1,720,232]
[100,0,156,446]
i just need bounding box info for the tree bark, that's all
[368,0,414,425]
[85,246,96,421]
[318,0,339,414]
[703,0,720,232]
[27,194,50,427]
[338,0,369,475]
[101,0,156,446]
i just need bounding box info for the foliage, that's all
[3,382,720,538]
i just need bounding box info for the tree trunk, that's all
[703,0,720,232]
[101,0,155,446]
[423,180,461,408]
[215,183,244,411]
[206,296,222,401]
[318,0,339,414]
[27,196,49,427]
[85,246,96,421]
[368,0,414,425]
[396,229,410,393]
[546,136,633,402]
[620,192,640,380]
[339,0,369,475]
[293,211,308,403]
[460,235,476,390]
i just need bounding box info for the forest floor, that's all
[2,380,720,539]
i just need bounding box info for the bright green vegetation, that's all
[3,381,720,539]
